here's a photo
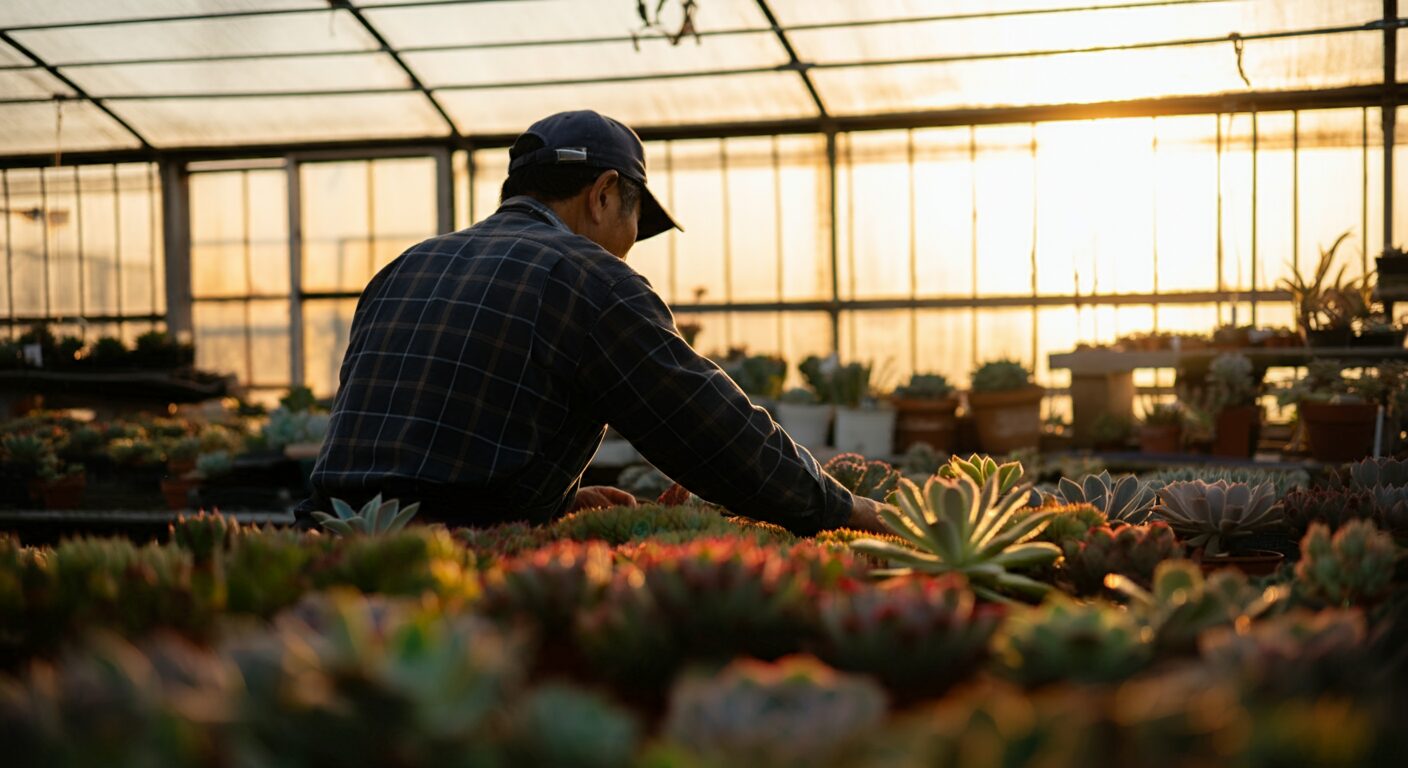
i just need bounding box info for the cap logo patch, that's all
[555,147,589,163]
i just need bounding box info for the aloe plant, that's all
[1151,480,1285,557]
[1052,471,1157,523]
[312,494,420,536]
[850,473,1059,603]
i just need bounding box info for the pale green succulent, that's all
[937,453,1027,500]
[994,594,1152,686]
[1151,480,1285,557]
[851,473,1059,603]
[1052,471,1157,524]
[313,494,420,536]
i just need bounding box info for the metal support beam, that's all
[158,159,192,338]
[1386,0,1398,251]
[0,31,152,150]
[754,0,827,117]
[287,156,306,387]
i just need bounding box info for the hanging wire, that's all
[1229,32,1252,87]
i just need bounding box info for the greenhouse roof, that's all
[0,0,1398,160]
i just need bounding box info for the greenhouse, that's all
[1,1,1406,766]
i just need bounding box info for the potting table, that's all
[0,368,235,417]
[1049,346,1408,447]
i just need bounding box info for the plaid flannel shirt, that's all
[306,195,854,533]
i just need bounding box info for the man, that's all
[301,110,887,535]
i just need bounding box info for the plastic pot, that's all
[1139,424,1183,454]
[1299,401,1378,463]
[967,386,1044,454]
[834,406,898,457]
[891,396,959,454]
[1212,405,1261,458]
[776,402,833,451]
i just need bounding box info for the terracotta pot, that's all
[891,396,959,454]
[167,457,197,477]
[1305,327,1353,348]
[1212,405,1261,458]
[161,476,199,511]
[1138,424,1183,454]
[834,406,897,457]
[967,386,1044,454]
[1299,401,1378,463]
[28,473,86,510]
[776,402,833,451]
[1198,549,1284,577]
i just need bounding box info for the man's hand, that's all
[844,495,896,535]
[568,485,640,513]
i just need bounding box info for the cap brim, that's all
[637,183,682,242]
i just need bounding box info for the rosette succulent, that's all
[851,473,1059,603]
[1051,471,1157,523]
[1152,480,1285,557]
[823,452,901,502]
[1295,520,1398,606]
[993,595,1152,687]
[312,494,420,536]
[1061,522,1182,595]
[1346,456,1408,489]
[1279,487,1379,538]
[1107,559,1287,654]
[550,502,792,546]
[503,684,640,768]
[937,453,1027,500]
[480,540,613,637]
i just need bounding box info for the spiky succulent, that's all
[480,540,613,637]
[815,574,1000,695]
[224,525,316,617]
[663,655,887,768]
[1346,456,1408,489]
[1152,480,1285,557]
[823,453,901,502]
[312,526,476,600]
[1051,471,1157,523]
[1107,559,1287,654]
[993,594,1151,687]
[1061,522,1182,596]
[550,503,793,546]
[851,473,1059,603]
[1295,520,1399,606]
[1279,487,1379,538]
[937,453,1026,499]
[312,494,420,536]
[169,510,238,565]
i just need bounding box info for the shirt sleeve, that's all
[578,275,854,535]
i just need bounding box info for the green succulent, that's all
[937,453,1027,500]
[1197,608,1368,698]
[224,526,315,617]
[970,359,1033,393]
[994,594,1151,687]
[1346,456,1408,489]
[480,540,613,638]
[1060,522,1182,596]
[723,354,787,400]
[815,574,999,695]
[503,683,640,768]
[850,472,1059,603]
[312,494,421,536]
[898,441,944,478]
[1052,471,1157,523]
[88,335,130,367]
[2,434,48,471]
[452,522,549,568]
[1107,559,1287,654]
[779,386,819,405]
[1370,485,1408,541]
[1143,466,1309,499]
[893,372,955,400]
[1279,487,1379,539]
[1028,502,1106,547]
[1152,480,1286,557]
[314,526,475,600]
[663,655,887,768]
[169,510,238,565]
[823,453,901,502]
[550,503,793,547]
[1295,520,1399,606]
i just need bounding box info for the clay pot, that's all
[1198,550,1284,577]
[1138,424,1183,454]
[891,396,959,454]
[161,475,199,511]
[167,457,197,477]
[1299,402,1378,463]
[967,386,1044,454]
[1212,405,1261,458]
[28,473,86,510]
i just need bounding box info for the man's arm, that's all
[578,276,857,535]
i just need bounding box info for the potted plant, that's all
[722,353,787,412]
[1152,480,1286,574]
[1278,232,1361,347]
[831,361,895,457]
[1137,401,1184,455]
[1203,353,1261,458]
[30,452,86,510]
[163,434,202,477]
[966,359,1044,454]
[1354,314,1406,349]
[1280,360,1379,463]
[1376,245,1408,281]
[890,373,959,454]
[776,355,836,451]
[1090,413,1132,452]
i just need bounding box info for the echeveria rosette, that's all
[850,473,1059,604]
[1151,480,1285,557]
[1052,471,1157,524]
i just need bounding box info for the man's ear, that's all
[587,170,620,224]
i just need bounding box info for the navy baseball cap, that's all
[506,110,682,241]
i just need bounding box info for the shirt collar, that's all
[500,195,571,234]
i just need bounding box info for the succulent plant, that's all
[1278,487,1379,538]
[312,494,421,536]
[823,452,900,501]
[1295,520,1399,606]
[1152,480,1286,557]
[106,436,163,467]
[1107,559,1287,654]
[1051,471,1157,523]
[815,574,1000,695]
[575,538,815,687]
[970,359,1033,392]
[550,502,793,546]
[480,540,613,638]
[261,406,330,450]
[937,453,1027,500]
[503,683,640,768]
[1346,456,1408,489]
[894,372,955,400]
[993,594,1151,687]
[169,510,238,565]
[1143,466,1309,499]
[1204,352,1259,411]
[722,354,787,400]
[1061,522,1182,596]
[1197,608,1368,698]
[850,473,1059,603]
[1141,401,1186,427]
[452,522,549,567]
[898,441,943,478]
[663,655,887,768]
[1028,501,1106,546]
[313,526,475,600]
[779,386,820,405]
[224,526,315,617]
[1,434,48,471]
[1370,485,1408,541]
